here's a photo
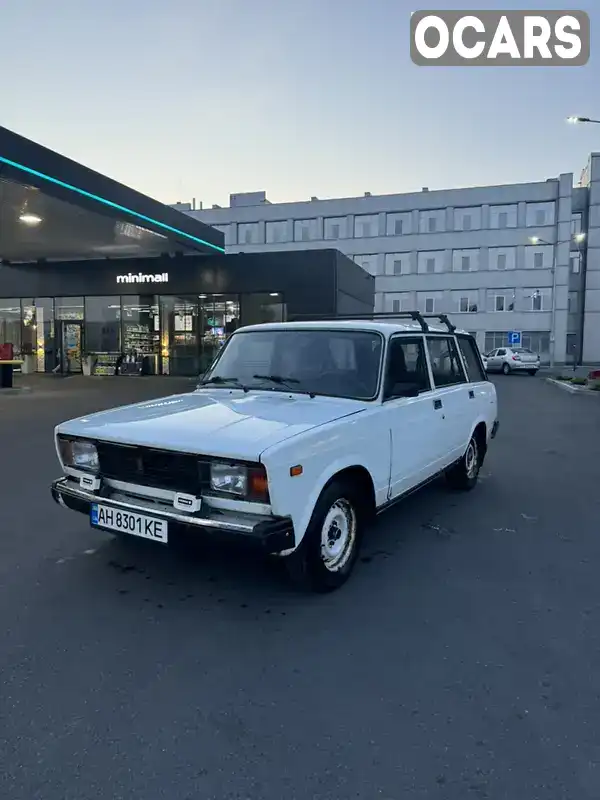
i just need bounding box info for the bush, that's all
[556,375,573,382]
[588,379,600,391]
[571,377,587,385]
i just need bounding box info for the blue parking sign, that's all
[508,331,521,346]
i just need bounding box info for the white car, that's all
[51,314,498,592]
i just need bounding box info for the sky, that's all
[1,0,598,207]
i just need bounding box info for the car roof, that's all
[236,320,470,336]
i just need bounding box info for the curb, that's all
[546,378,600,396]
[0,386,33,396]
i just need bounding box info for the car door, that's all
[382,335,443,499]
[425,335,472,464]
[486,349,499,371]
[494,348,507,369]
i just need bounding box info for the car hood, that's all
[56,389,366,461]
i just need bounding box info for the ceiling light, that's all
[269,292,280,297]
[19,213,42,226]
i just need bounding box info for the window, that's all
[452,249,479,272]
[571,254,581,274]
[457,336,486,382]
[385,292,412,313]
[211,223,234,245]
[417,291,442,312]
[84,296,121,354]
[426,336,467,387]
[354,254,378,275]
[238,222,260,244]
[266,221,289,244]
[384,337,431,398]
[417,292,444,314]
[490,204,517,229]
[571,213,583,236]
[528,288,551,311]
[384,253,411,275]
[522,331,550,362]
[354,214,379,238]
[419,209,445,234]
[526,202,555,227]
[206,329,383,401]
[525,244,552,270]
[488,290,515,312]
[484,331,511,352]
[294,218,318,242]
[454,206,481,231]
[489,247,515,271]
[417,251,444,274]
[386,212,412,236]
[453,291,478,313]
[324,216,348,240]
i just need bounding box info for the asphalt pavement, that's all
[1,373,600,800]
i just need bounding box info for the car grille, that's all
[96,441,208,494]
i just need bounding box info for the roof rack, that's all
[286,311,457,334]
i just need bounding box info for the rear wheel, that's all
[284,479,364,592]
[528,369,538,376]
[502,362,511,375]
[446,433,481,491]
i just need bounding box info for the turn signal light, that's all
[248,466,270,502]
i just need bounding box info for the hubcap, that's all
[465,438,479,479]
[320,499,357,572]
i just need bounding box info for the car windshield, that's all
[201,328,384,400]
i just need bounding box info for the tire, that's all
[445,433,481,491]
[502,362,511,375]
[284,479,364,592]
[528,370,538,376]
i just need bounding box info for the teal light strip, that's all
[0,155,225,253]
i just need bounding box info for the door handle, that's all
[468,390,475,399]
[433,398,443,410]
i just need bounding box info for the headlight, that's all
[210,462,269,501]
[210,463,247,495]
[58,438,99,473]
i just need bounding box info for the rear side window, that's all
[426,336,467,387]
[457,336,486,382]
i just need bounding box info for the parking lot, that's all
[1,373,600,800]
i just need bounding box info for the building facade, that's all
[182,153,600,364]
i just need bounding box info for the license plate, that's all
[91,504,168,543]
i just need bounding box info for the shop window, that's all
[0,299,22,358]
[33,298,55,372]
[121,295,160,375]
[199,294,240,373]
[55,297,84,320]
[160,296,198,377]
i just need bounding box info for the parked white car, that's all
[484,346,540,376]
[51,314,498,592]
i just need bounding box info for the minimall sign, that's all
[410,10,590,66]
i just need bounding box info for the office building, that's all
[184,154,600,365]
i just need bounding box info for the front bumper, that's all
[51,477,295,553]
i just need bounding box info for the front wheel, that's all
[502,362,511,375]
[445,433,481,491]
[284,480,364,592]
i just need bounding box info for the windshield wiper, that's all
[253,374,315,398]
[199,376,249,392]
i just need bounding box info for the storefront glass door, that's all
[60,321,84,373]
